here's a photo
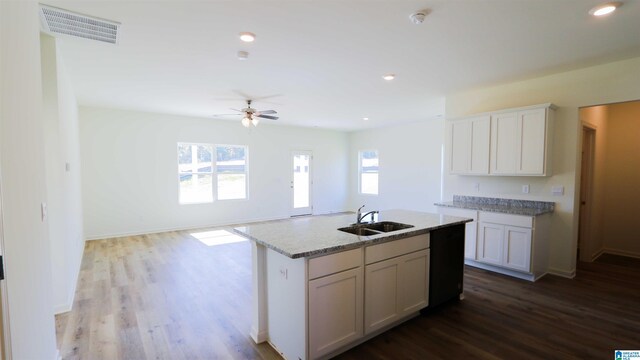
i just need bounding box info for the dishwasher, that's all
[424,223,465,310]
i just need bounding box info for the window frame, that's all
[177,142,249,204]
[215,144,249,201]
[358,149,379,195]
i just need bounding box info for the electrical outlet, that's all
[279,267,288,280]
[522,185,530,194]
[41,202,47,221]
[552,186,564,196]
[473,182,480,192]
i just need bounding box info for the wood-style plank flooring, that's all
[56,228,640,359]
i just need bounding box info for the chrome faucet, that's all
[356,205,378,224]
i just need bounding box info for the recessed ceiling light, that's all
[239,32,256,42]
[363,117,369,121]
[383,74,396,81]
[589,2,622,16]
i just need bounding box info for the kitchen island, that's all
[233,209,470,360]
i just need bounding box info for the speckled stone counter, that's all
[435,195,554,216]
[232,209,471,258]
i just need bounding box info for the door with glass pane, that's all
[291,151,312,216]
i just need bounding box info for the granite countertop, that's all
[435,195,554,216]
[232,209,471,259]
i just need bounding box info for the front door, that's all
[291,151,312,216]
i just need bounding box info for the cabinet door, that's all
[449,119,471,174]
[464,221,478,259]
[503,226,532,272]
[308,267,363,359]
[398,249,429,314]
[364,258,400,334]
[477,222,504,266]
[490,112,519,174]
[517,108,547,175]
[469,116,491,174]
[449,116,490,175]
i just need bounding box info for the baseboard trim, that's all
[548,267,576,279]
[591,248,605,261]
[601,248,640,259]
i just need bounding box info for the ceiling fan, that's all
[214,99,279,127]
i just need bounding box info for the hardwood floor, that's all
[57,229,640,359]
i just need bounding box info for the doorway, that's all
[291,151,312,216]
[578,125,595,262]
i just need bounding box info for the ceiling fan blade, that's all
[229,108,243,112]
[257,114,279,120]
[255,110,277,115]
[212,113,241,117]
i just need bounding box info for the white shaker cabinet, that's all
[490,107,552,175]
[448,103,555,176]
[308,267,363,359]
[308,249,363,359]
[477,221,532,273]
[448,115,491,175]
[364,235,429,335]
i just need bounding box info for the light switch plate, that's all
[552,186,564,196]
[522,185,530,194]
[473,182,480,192]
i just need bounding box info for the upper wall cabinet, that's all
[448,115,490,175]
[447,104,555,176]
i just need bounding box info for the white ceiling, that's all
[45,0,640,131]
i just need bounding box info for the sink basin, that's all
[337,227,380,236]
[362,221,415,233]
[338,221,414,236]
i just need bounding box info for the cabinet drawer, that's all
[437,207,478,221]
[479,211,532,228]
[308,248,362,280]
[365,234,429,265]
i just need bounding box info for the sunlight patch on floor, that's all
[190,229,247,247]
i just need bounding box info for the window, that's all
[178,144,213,204]
[359,150,379,195]
[178,143,248,203]
[216,145,247,200]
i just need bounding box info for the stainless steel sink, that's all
[338,221,414,236]
[337,227,380,236]
[362,221,414,233]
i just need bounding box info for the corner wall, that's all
[444,56,640,276]
[602,101,640,257]
[41,35,85,314]
[0,1,58,358]
[578,105,608,260]
[79,107,349,239]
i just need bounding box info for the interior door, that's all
[291,151,312,216]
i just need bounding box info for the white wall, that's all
[348,119,444,214]
[0,1,58,359]
[444,56,640,277]
[41,35,85,314]
[602,101,640,257]
[80,107,349,239]
[578,105,608,260]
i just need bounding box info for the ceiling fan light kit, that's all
[214,99,279,128]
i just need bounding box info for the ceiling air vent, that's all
[39,5,121,45]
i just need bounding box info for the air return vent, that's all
[39,5,120,45]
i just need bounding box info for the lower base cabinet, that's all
[364,246,429,334]
[308,267,363,359]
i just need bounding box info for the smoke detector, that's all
[39,4,120,44]
[409,10,430,24]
